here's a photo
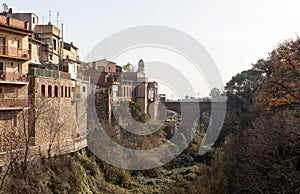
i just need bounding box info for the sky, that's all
[4,0,300,97]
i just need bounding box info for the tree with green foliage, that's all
[209,87,221,98]
[218,38,300,193]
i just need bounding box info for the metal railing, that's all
[29,68,71,80]
[76,74,90,82]
[0,44,31,60]
[0,71,29,82]
[0,97,30,109]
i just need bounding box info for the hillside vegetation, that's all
[1,38,300,193]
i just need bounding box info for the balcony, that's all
[76,74,90,82]
[29,68,71,80]
[0,71,29,84]
[0,97,30,110]
[0,45,31,60]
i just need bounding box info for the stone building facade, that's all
[0,8,88,156]
[29,73,78,146]
[86,59,159,123]
[62,41,90,135]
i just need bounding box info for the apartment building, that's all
[62,41,90,135]
[0,14,31,151]
[4,9,84,146]
[34,24,61,65]
[86,59,159,124]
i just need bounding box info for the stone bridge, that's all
[159,101,227,142]
[162,101,212,115]
[161,101,227,117]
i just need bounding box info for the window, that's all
[65,86,68,97]
[29,43,32,55]
[53,39,57,50]
[83,86,86,92]
[33,17,35,24]
[41,85,45,96]
[5,88,14,93]
[49,54,53,61]
[0,36,6,55]
[68,87,71,97]
[17,64,20,73]
[0,87,2,98]
[0,61,3,71]
[48,85,52,97]
[17,39,21,49]
[61,86,64,97]
[13,115,17,127]
[1,87,17,98]
[54,85,59,97]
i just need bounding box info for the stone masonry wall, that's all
[30,76,78,146]
[0,109,27,152]
[72,98,87,136]
[95,88,111,126]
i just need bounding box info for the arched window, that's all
[65,86,68,97]
[54,85,59,97]
[48,85,52,97]
[61,86,64,98]
[41,84,45,96]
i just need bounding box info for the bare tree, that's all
[44,106,67,159]
[0,95,61,189]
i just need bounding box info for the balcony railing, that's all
[0,97,30,109]
[0,71,29,83]
[29,68,71,80]
[76,74,90,82]
[0,44,31,60]
[59,71,71,80]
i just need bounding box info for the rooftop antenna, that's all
[55,12,62,27]
[60,23,64,71]
[48,10,52,24]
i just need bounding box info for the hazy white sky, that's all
[5,0,300,96]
